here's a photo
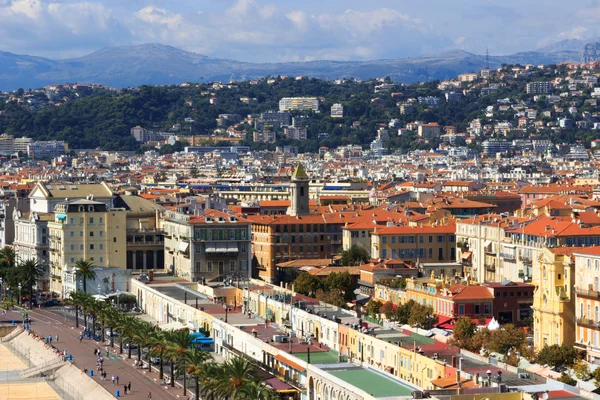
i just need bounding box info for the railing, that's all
[500,253,516,261]
[485,264,496,272]
[577,318,600,330]
[576,289,600,299]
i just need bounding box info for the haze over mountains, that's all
[0,41,589,91]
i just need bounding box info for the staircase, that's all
[19,358,65,379]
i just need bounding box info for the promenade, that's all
[1,307,190,400]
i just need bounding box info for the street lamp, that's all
[0,277,3,298]
[17,283,21,307]
[223,304,228,323]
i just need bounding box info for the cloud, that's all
[557,26,588,40]
[0,0,131,57]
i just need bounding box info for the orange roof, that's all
[449,285,494,300]
[375,224,455,235]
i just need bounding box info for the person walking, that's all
[128,382,131,392]
[148,392,152,400]
[55,334,58,342]
[115,375,119,385]
[111,375,115,385]
[124,385,128,395]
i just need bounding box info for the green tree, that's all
[214,356,256,399]
[165,328,193,391]
[448,317,478,349]
[558,373,577,386]
[537,344,579,368]
[239,380,279,400]
[292,272,321,296]
[75,260,97,293]
[573,360,591,380]
[323,271,357,302]
[379,301,396,319]
[340,245,370,265]
[366,299,383,316]
[408,303,436,330]
[147,330,170,380]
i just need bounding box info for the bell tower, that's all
[287,163,310,216]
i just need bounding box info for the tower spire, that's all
[485,47,490,69]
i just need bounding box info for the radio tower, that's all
[485,48,490,69]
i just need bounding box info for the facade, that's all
[573,248,600,363]
[47,199,127,297]
[331,103,344,118]
[0,134,32,155]
[532,248,575,350]
[28,141,66,159]
[417,123,441,139]
[370,225,457,264]
[253,130,276,143]
[163,210,252,283]
[256,111,291,129]
[526,81,553,95]
[279,97,319,112]
[483,139,513,155]
[283,126,308,141]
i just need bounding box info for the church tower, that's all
[287,163,310,216]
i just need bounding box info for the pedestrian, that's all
[148,392,152,400]
[55,334,58,342]
[111,375,115,384]
[116,375,119,385]
[79,335,82,343]
[128,382,131,392]
[49,336,52,344]
[124,384,128,395]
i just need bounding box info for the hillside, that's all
[0,43,582,91]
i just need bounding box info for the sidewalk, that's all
[1,307,189,400]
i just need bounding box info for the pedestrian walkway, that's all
[1,308,186,400]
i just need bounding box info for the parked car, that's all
[104,328,119,337]
[150,356,161,364]
[44,300,60,307]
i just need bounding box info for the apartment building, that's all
[331,103,344,118]
[163,210,251,283]
[417,123,441,139]
[573,247,600,363]
[278,97,319,112]
[283,126,307,141]
[370,225,457,264]
[526,81,553,95]
[47,199,127,297]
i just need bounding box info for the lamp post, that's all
[0,277,3,299]
[223,304,228,323]
[17,283,21,307]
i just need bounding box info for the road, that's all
[2,307,192,400]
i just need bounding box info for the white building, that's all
[279,97,319,112]
[331,103,344,118]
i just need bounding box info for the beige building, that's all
[48,199,127,297]
[573,247,600,363]
[532,248,575,350]
[163,210,252,283]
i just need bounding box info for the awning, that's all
[461,251,472,260]
[274,354,306,372]
[265,377,295,392]
[483,240,492,247]
[206,243,238,253]
[178,242,190,252]
[385,366,393,372]
[159,321,186,331]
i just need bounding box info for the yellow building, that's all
[532,248,575,349]
[48,199,127,296]
[405,276,442,309]
[573,247,600,363]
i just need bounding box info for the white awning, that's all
[178,242,190,252]
[159,321,186,331]
[205,243,238,253]
[483,240,492,247]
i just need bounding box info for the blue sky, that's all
[1,0,599,60]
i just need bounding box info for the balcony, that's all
[485,263,496,272]
[576,288,600,299]
[577,318,600,330]
[484,248,496,255]
[500,253,516,262]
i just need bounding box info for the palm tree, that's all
[183,348,212,400]
[199,362,225,400]
[147,330,169,380]
[164,329,192,389]
[133,321,155,367]
[74,260,96,293]
[18,259,44,309]
[239,380,279,400]
[68,290,89,328]
[0,246,17,301]
[120,315,139,359]
[215,356,256,399]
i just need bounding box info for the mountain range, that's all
[0,42,590,91]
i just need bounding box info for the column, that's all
[142,251,147,270]
[132,251,137,269]
[153,250,157,270]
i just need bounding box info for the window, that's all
[70,244,75,250]
[474,304,480,314]
[437,235,444,243]
[80,244,84,250]
[99,244,104,250]
[89,217,94,224]
[438,248,443,260]
[99,257,103,263]
[80,231,83,237]
[90,231,94,237]
[70,257,75,263]
[382,249,387,258]
[80,218,84,224]
[207,262,213,272]
[391,236,396,244]
[240,243,246,252]
[70,231,74,237]
[419,236,424,243]
[113,237,117,243]
[382,236,387,244]
[240,261,247,270]
[99,218,103,224]
[428,236,433,243]
[230,260,235,272]
[99,231,103,237]
[90,244,94,250]
[459,304,465,315]
[69,218,74,224]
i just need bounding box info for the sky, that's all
[1,0,600,61]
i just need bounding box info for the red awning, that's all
[275,354,306,372]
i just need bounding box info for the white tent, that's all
[487,317,500,330]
